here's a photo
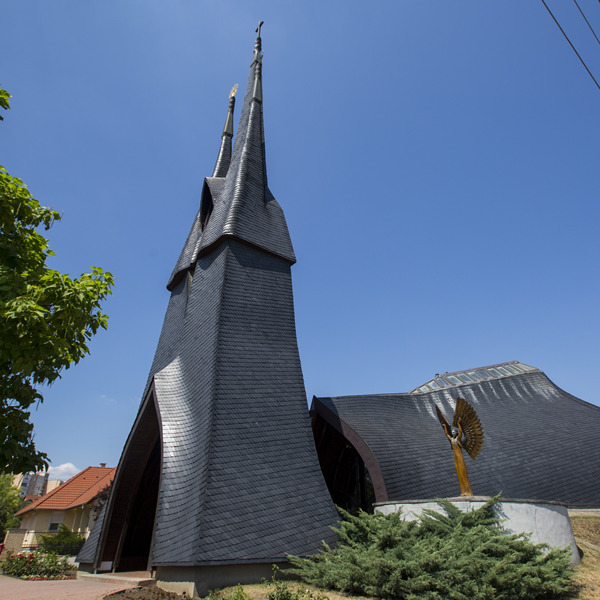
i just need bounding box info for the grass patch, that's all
[207,583,368,600]
[570,516,600,600]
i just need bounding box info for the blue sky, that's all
[2,1,599,477]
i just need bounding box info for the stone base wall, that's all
[156,562,284,597]
[3,529,26,554]
[77,561,95,574]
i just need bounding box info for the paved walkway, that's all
[0,574,137,600]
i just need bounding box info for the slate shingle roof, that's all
[16,467,115,516]
[314,362,600,506]
[167,37,294,293]
[78,30,337,570]
[77,501,107,564]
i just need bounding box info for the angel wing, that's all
[435,404,452,439]
[453,397,483,459]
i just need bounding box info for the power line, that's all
[539,0,600,91]
[573,0,600,48]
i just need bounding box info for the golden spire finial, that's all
[230,84,238,99]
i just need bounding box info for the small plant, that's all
[1,550,73,579]
[207,584,252,600]
[39,524,85,555]
[264,565,328,600]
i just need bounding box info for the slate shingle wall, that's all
[151,245,228,565]
[192,240,337,562]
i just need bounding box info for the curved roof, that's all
[314,362,600,506]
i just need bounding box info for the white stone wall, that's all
[376,497,580,566]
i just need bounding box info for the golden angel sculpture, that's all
[435,397,484,497]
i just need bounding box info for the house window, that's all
[48,510,64,531]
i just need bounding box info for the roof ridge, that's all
[409,361,539,395]
[315,363,544,401]
[65,468,115,509]
[437,360,537,377]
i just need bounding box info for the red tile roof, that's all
[16,466,115,516]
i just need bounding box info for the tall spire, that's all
[212,85,237,178]
[252,20,263,63]
[166,22,294,293]
[226,20,268,208]
[77,22,338,591]
[195,20,295,264]
[251,21,263,103]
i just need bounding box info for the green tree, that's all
[0,474,24,539]
[0,87,114,474]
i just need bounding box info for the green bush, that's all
[1,550,73,579]
[288,496,574,600]
[39,524,85,555]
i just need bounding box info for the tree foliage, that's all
[90,482,112,520]
[0,87,10,120]
[289,496,574,600]
[0,87,114,474]
[0,474,24,539]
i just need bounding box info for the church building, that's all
[78,24,600,598]
[77,26,338,596]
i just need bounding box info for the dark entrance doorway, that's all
[96,394,161,572]
[312,415,375,512]
[116,439,160,571]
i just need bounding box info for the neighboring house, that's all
[5,465,115,553]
